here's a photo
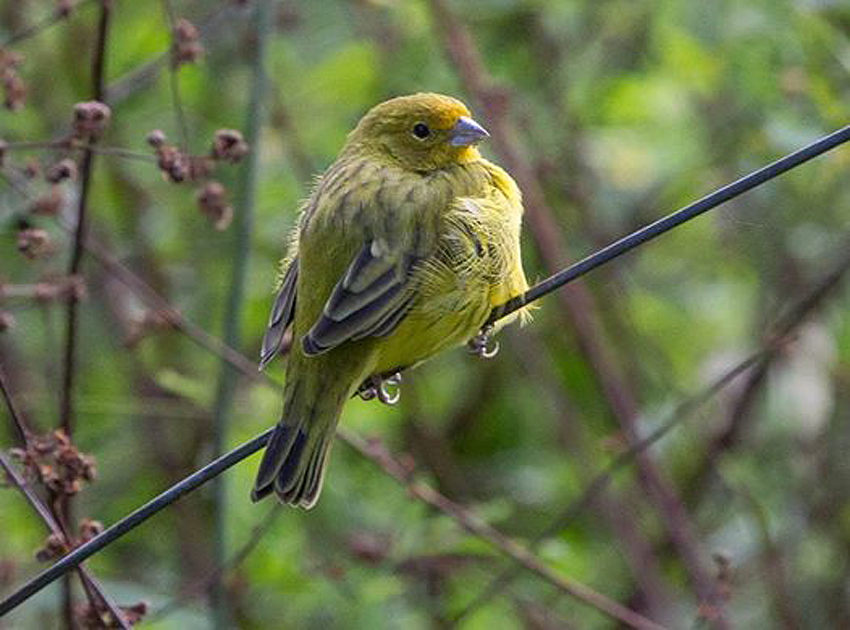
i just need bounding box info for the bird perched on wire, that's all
[253,93,529,508]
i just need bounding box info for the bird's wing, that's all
[259,257,299,369]
[302,241,416,356]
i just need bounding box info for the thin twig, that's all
[57,3,111,625]
[59,0,111,441]
[0,278,82,303]
[1,139,155,162]
[71,228,264,380]
[159,0,190,149]
[452,349,767,623]
[0,364,28,444]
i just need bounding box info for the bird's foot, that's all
[357,372,402,405]
[467,325,499,359]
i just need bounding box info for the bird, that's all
[252,93,529,508]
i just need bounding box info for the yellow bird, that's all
[253,93,529,507]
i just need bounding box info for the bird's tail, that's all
[251,379,342,508]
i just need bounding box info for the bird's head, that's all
[347,93,490,172]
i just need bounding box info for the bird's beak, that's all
[449,116,490,146]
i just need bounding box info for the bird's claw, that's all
[467,325,499,359]
[357,372,402,405]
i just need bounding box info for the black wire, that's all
[487,124,850,324]
[2,124,850,617]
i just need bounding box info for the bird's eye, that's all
[412,123,431,139]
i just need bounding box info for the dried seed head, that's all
[146,129,167,148]
[78,518,104,543]
[154,145,190,183]
[35,533,68,562]
[45,158,77,183]
[196,180,233,230]
[210,129,248,163]
[16,228,51,259]
[172,18,204,67]
[121,602,149,625]
[17,430,98,497]
[71,101,111,140]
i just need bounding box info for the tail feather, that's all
[252,384,341,508]
[251,422,305,497]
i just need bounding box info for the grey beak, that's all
[449,116,490,146]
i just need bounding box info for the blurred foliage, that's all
[2,0,850,628]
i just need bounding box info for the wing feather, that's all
[302,242,415,355]
[259,259,298,369]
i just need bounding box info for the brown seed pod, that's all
[71,101,111,140]
[45,158,77,183]
[196,180,233,230]
[210,129,249,163]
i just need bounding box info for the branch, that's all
[0,364,28,444]
[159,0,190,149]
[59,0,111,439]
[57,3,111,625]
[1,139,155,163]
[0,278,83,304]
[452,349,767,623]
